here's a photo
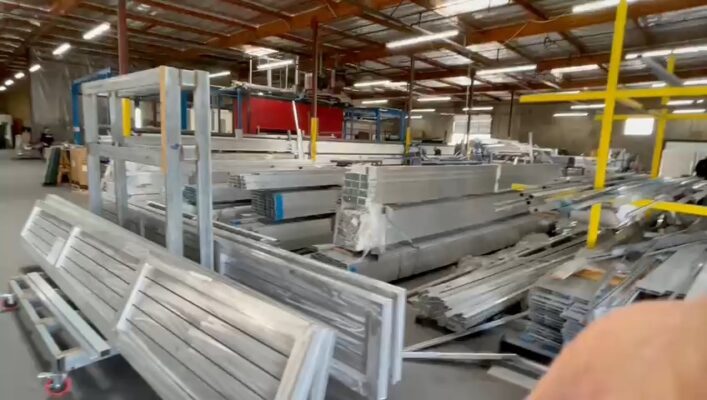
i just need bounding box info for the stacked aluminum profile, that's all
[410,232,585,332]
[19,195,337,400]
[229,168,344,190]
[251,188,340,221]
[184,184,250,205]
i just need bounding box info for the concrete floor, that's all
[0,149,527,399]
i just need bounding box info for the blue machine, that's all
[343,107,406,142]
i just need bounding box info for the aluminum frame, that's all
[82,66,213,269]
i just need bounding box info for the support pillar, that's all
[118,0,131,137]
[310,18,319,161]
[650,55,676,179]
[405,56,415,155]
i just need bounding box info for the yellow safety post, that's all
[633,200,707,217]
[310,117,319,161]
[404,126,412,155]
[650,55,676,179]
[586,0,629,248]
[511,183,528,192]
[122,98,132,137]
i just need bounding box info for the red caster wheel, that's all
[44,376,73,398]
[0,298,17,313]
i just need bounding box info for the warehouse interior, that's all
[1,0,707,399]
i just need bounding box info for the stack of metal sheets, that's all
[410,232,585,332]
[183,184,250,205]
[251,188,340,221]
[229,168,344,190]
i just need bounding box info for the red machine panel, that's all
[236,96,343,138]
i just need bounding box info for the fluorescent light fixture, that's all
[673,108,706,114]
[4,79,13,86]
[14,72,25,79]
[651,82,667,88]
[624,117,654,136]
[0,86,5,92]
[209,71,231,78]
[411,108,435,113]
[556,90,581,94]
[242,45,277,57]
[440,112,456,116]
[362,99,388,105]
[667,100,695,106]
[256,59,293,70]
[551,64,600,75]
[553,112,588,117]
[477,64,536,76]
[436,0,509,16]
[354,79,391,88]
[685,79,707,86]
[52,42,71,56]
[571,104,605,109]
[573,0,638,14]
[463,106,494,111]
[386,29,458,49]
[29,64,41,72]
[626,44,707,60]
[410,115,423,119]
[418,96,451,102]
[83,22,110,40]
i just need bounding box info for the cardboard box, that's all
[69,147,88,186]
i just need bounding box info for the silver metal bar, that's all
[162,66,184,256]
[82,93,102,215]
[193,70,214,270]
[109,94,128,227]
[88,143,162,166]
[642,57,683,87]
[403,352,520,361]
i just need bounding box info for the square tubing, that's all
[587,0,629,248]
[160,66,184,256]
[651,55,676,179]
[109,94,129,226]
[82,93,102,215]
[193,70,214,270]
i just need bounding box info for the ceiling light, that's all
[651,82,667,88]
[556,90,581,94]
[52,42,71,56]
[362,99,388,105]
[477,64,536,76]
[411,108,435,113]
[83,22,110,40]
[354,79,391,88]
[553,112,588,117]
[256,59,293,70]
[0,86,5,92]
[667,100,695,106]
[440,112,456,116]
[209,71,231,78]
[436,0,509,16]
[410,115,423,119]
[4,79,13,86]
[626,44,707,60]
[242,45,277,57]
[463,106,494,111]
[685,79,707,86]
[386,29,459,49]
[571,104,605,109]
[573,0,638,14]
[551,64,600,75]
[29,64,41,73]
[672,108,706,114]
[418,96,451,102]
[14,72,25,79]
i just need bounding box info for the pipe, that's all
[310,18,319,160]
[118,0,131,137]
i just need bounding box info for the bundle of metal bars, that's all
[18,195,338,400]
[410,230,586,332]
[229,168,344,190]
[522,230,707,355]
[251,188,340,221]
[183,184,250,206]
[334,164,563,253]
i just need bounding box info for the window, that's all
[624,117,655,136]
[450,114,492,144]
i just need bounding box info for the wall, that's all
[492,103,707,170]
[0,77,32,127]
[409,114,454,142]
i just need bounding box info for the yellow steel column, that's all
[650,55,676,179]
[122,99,132,137]
[310,117,319,161]
[587,0,629,248]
